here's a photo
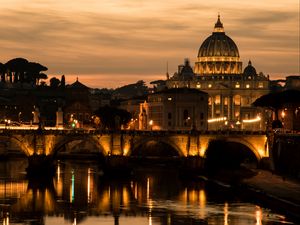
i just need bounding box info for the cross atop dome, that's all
[214,14,224,33]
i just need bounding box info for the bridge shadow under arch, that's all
[131,140,181,158]
[52,136,106,160]
[204,140,258,172]
[0,136,30,156]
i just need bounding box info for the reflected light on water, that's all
[72,217,77,225]
[87,168,92,203]
[224,202,229,225]
[199,189,206,219]
[148,215,152,225]
[56,162,63,198]
[0,158,296,225]
[147,177,150,201]
[3,212,9,225]
[70,170,75,203]
[256,207,262,225]
[167,213,171,225]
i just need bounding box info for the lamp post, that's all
[4,119,10,129]
[149,120,153,131]
[18,112,22,123]
[281,110,286,132]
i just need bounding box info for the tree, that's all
[0,63,5,82]
[113,80,148,99]
[94,106,131,130]
[60,75,65,87]
[253,90,300,128]
[26,62,48,84]
[50,77,60,88]
[5,57,29,83]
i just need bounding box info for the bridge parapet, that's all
[0,129,269,160]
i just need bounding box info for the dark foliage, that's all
[1,57,48,85]
[94,106,131,130]
[60,75,66,87]
[50,77,60,88]
[253,89,300,120]
[113,80,148,99]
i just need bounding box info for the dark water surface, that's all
[0,158,296,225]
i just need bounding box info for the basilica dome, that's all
[243,60,257,76]
[198,31,239,58]
[194,15,242,75]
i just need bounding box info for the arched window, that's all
[234,95,241,105]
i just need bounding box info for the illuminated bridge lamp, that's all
[149,120,153,130]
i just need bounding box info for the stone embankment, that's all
[241,169,300,220]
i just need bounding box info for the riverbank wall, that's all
[271,133,300,179]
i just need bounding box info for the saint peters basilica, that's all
[157,15,271,130]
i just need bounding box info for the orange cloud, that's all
[0,0,298,88]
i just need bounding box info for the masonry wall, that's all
[272,134,300,178]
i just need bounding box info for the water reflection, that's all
[0,158,296,225]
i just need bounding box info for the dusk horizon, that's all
[0,0,299,88]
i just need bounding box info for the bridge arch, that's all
[221,137,262,160]
[129,137,184,157]
[52,136,107,157]
[204,137,261,170]
[0,136,31,156]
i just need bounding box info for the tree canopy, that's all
[113,80,148,99]
[94,106,131,130]
[1,57,48,85]
[50,77,60,88]
[253,90,300,110]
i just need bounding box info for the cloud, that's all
[0,0,298,87]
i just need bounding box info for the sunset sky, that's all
[0,0,299,88]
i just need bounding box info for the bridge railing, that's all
[0,128,266,136]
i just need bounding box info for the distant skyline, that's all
[0,0,299,88]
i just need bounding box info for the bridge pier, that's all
[104,155,131,177]
[26,154,55,177]
[182,156,205,176]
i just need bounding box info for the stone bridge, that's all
[0,129,269,161]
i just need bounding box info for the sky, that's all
[0,0,299,88]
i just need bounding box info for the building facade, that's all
[164,16,270,131]
[139,88,208,131]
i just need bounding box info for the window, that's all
[214,95,220,105]
[168,112,172,119]
[208,97,212,105]
[168,97,172,101]
[235,82,240,88]
[224,97,228,105]
[234,95,241,105]
[258,82,264,88]
[246,84,250,88]
[208,84,212,88]
[168,121,171,126]
[196,83,201,88]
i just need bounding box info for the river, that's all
[0,157,297,225]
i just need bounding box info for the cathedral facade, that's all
[165,16,270,130]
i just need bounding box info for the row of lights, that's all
[208,115,262,124]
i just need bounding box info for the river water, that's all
[0,158,297,225]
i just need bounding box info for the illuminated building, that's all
[139,88,208,131]
[164,15,270,130]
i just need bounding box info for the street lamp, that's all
[149,120,153,131]
[4,119,10,129]
[18,112,22,123]
[281,110,286,130]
